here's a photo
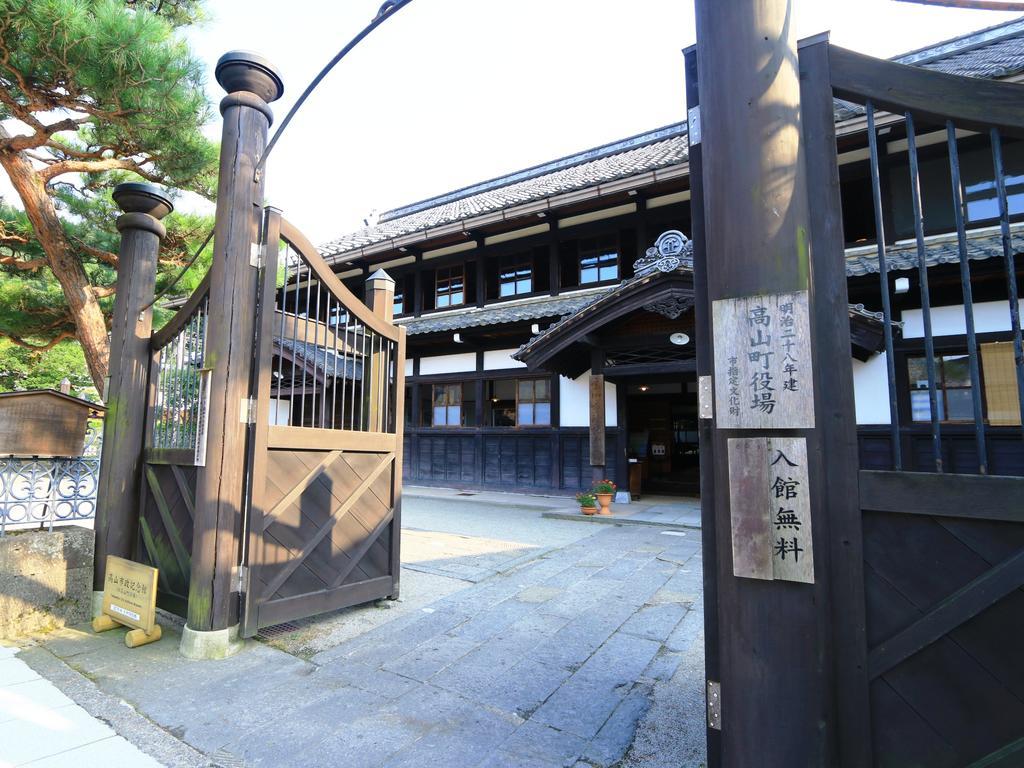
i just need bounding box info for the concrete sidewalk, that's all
[0,644,162,767]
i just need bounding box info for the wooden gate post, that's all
[182,52,283,659]
[691,2,865,766]
[92,183,173,617]
[366,269,394,433]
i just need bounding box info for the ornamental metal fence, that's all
[0,421,102,536]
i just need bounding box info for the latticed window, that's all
[499,257,532,297]
[432,383,462,426]
[517,379,551,426]
[435,266,465,308]
[579,235,619,284]
[908,354,976,422]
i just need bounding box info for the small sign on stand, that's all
[92,555,162,648]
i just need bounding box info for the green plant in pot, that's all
[593,479,616,515]
[575,492,598,516]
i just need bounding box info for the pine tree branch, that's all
[91,285,116,298]
[0,329,76,351]
[0,254,47,270]
[73,240,119,267]
[40,157,161,183]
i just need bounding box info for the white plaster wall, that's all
[852,354,892,425]
[483,348,527,370]
[418,352,477,375]
[901,300,1016,339]
[404,358,414,377]
[559,373,617,428]
[268,398,291,426]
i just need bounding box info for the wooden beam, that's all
[589,349,605,469]
[859,470,1024,522]
[868,548,1024,679]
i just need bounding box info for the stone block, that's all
[0,526,93,639]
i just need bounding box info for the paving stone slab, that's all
[499,720,587,767]
[0,677,75,723]
[26,735,164,768]
[583,682,654,767]
[0,701,114,765]
[618,603,689,643]
[531,673,631,740]
[382,632,480,681]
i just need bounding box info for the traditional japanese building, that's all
[306,18,1024,495]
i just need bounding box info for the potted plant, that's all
[575,491,598,516]
[593,479,616,515]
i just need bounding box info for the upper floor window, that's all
[436,266,465,308]
[579,235,619,284]
[393,289,404,316]
[499,257,532,297]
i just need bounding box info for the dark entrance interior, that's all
[622,374,700,497]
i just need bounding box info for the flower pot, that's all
[580,506,597,516]
[595,492,613,515]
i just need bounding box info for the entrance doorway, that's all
[623,375,700,498]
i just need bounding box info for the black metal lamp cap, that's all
[215,50,285,103]
[113,182,174,219]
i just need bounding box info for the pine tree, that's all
[0,0,216,391]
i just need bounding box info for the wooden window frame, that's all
[435,265,466,309]
[906,351,987,425]
[498,255,533,298]
[515,377,552,428]
[577,235,620,286]
[430,382,463,427]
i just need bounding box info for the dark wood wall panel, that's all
[862,508,1024,766]
[137,463,195,615]
[858,428,1024,476]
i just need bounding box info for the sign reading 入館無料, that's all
[101,556,158,633]
[712,290,814,429]
[727,436,814,584]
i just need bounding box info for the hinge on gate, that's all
[235,565,247,594]
[249,243,263,269]
[698,375,713,420]
[707,680,721,730]
[240,396,256,424]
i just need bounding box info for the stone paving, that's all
[17,497,707,767]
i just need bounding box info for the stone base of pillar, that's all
[91,590,105,619]
[179,624,244,660]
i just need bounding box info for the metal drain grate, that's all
[456,491,478,496]
[255,620,300,640]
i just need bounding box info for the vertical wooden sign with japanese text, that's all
[727,436,814,584]
[713,291,814,429]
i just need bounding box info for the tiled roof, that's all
[320,124,688,261]
[844,223,1024,276]
[276,337,362,381]
[397,288,606,337]
[320,19,1024,264]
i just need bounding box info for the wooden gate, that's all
[136,274,211,616]
[688,32,1024,767]
[821,44,1024,768]
[239,209,405,637]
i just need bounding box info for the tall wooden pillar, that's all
[92,183,172,614]
[692,2,860,765]
[183,51,283,657]
[366,269,395,432]
[589,350,606,483]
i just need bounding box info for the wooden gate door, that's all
[687,29,1024,767]
[136,274,212,617]
[240,209,406,637]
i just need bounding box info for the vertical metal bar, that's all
[991,129,1024,440]
[906,113,943,472]
[359,326,367,431]
[171,333,182,448]
[866,102,903,470]
[341,311,350,429]
[300,271,311,427]
[330,295,340,429]
[276,246,287,424]
[321,293,332,428]
[289,250,300,426]
[947,121,988,474]
[311,280,319,428]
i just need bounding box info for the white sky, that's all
[5,1,1023,246]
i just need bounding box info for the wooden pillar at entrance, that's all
[92,183,172,614]
[691,2,865,766]
[366,269,395,433]
[589,350,606,483]
[183,52,283,655]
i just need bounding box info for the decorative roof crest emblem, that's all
[633,230,693,276]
